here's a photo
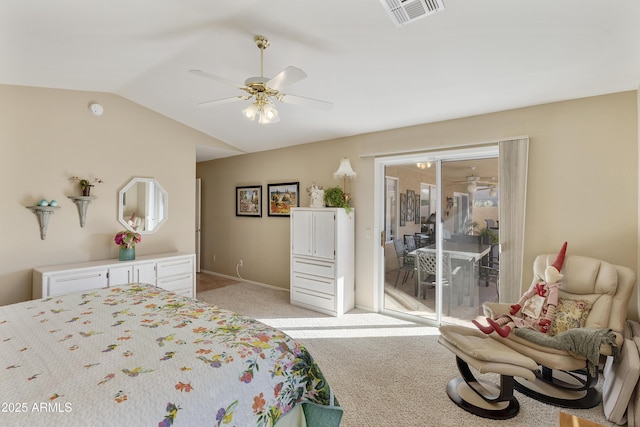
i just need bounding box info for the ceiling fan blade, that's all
[278,93,333,111]
[268,66,307,90]
[197,95,249,107]
[189,69,248,90]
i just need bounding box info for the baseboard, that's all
[198,270,289,293]
[198,269,233,279]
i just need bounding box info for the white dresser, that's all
[290,208,354,316]
[33,252,196,299]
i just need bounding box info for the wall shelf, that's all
[26,205,61,240]
[68,195,96,228]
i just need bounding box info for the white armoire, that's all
[289,207,354,316]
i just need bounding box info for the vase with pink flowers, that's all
[114,230,141,261]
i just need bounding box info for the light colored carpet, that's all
[197,282,618,427]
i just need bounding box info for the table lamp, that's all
[333,158,356,203]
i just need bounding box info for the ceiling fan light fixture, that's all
[259,102,279,124]
[243,96,279,124]
[467,183,477,193]
[242,103,259,121]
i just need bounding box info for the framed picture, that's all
[406,189,415,223]
[414,194,421,224]
[236,185,262,217]
[399,193,407,226]
[268,182,300,216]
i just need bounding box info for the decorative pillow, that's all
[551,298,591,336]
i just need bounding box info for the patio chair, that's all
[404,234,417,252]
[479,243,499,291]
[392,238,414,288]
[485,219,498,229]
[416,250,461,315]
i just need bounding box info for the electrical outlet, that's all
[238,259,243,267]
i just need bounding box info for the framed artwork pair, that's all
[236,182,300,217]
[399,189,421,226]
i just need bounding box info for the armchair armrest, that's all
[483,302,511,318]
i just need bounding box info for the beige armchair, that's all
[438,253,636,419]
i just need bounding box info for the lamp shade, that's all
[259,102,279,124]
[242,103,259,120]
[333,158,356,180]
[242,98,279,124]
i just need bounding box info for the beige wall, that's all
[0,84,230,305]
[196,141,362,287]
[198,91,639,320]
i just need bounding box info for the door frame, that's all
[385,176,399,243]
[195,178,201,273]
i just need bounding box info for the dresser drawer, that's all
[47,268,108,297]
[292,272,335,295]
[156,258,193,278]
[169,287,193,297]
[292,257,335,278]
[291,287,335,313]
[157,274,193,294]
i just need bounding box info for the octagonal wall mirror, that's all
[118,178,168,234]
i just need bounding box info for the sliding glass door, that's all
[378,147,500,326]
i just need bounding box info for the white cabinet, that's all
[108,262,156,286]
[33,252,195,299]
[106,265,131,286]
[291,209,336,260]
[290,208,354,316]
[135,262,158,284]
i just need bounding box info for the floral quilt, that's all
[0,284,339,426]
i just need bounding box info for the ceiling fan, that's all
[189,35,332,124]
[453,167,498,193]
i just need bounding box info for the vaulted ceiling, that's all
[2,1,639,161]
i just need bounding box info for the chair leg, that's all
[394,268,401,288]
[403,268,411,285]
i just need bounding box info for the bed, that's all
[0,283,342,426]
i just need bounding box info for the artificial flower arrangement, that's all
[70,176,104,196]
[114,230,142,249]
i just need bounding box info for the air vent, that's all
[380,0,445,27]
